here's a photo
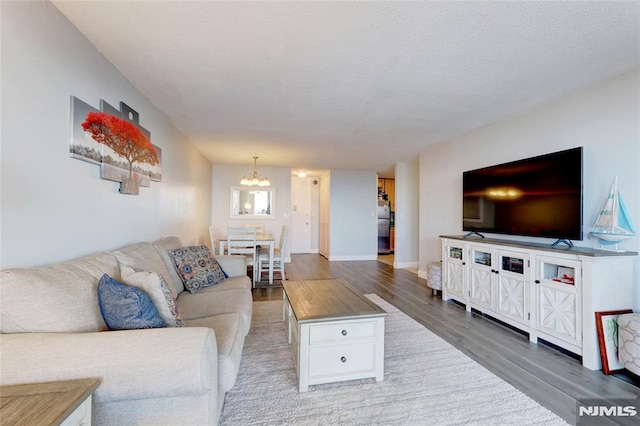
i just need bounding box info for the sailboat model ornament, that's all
[590,177,636,249]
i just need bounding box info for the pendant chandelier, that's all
[240,156,270,187]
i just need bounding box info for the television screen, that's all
[463,147,583,240]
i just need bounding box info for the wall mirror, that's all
[230,186,275,219]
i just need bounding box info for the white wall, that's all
[310,177,320,252]
[394,159,420,269]
[319,172,331,257]
[419,71,640,306]
[211,164,292,257]
[0,1,212,268]
[328,170,378,260]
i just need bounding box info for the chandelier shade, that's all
[241,156,270,186]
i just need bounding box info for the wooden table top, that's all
[283,279,387,323]
[0,378,100,426]
[221,233,275,243]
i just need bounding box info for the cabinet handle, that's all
[341,329,347,336]
[462,262,466,265]
[340,356,347,363]
[535,280,541,284]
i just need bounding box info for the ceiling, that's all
[52,1,640,177]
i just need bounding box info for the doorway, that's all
[290,175,320,253]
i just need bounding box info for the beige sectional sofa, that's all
[0,236,252,425]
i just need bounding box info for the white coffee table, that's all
[282,279,387,392]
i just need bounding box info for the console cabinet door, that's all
[494,250,530,326]
[468,246,494,310]
[444,243,466,300]
[535,256,581,349]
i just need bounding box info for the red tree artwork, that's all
[82,112,159,182]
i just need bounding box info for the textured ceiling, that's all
[52,1,640,176]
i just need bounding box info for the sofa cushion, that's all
[113,243,176,293]
[0,253,117,333]
[177,288,252,336]
[153,237,186,295]
[98,274,166,330]
[119,264,184,327]
[183,313,245,392]
[213,255,249,280]
[198,276,250,292]
[66,251,121,280]
[168,246,226,294]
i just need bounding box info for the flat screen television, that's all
[463,147,583,241]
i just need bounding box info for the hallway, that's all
[377,254,418,275]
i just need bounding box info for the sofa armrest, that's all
[215,255,247,278]
[0,327,217,403]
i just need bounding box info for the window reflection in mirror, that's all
[230,187,275,219]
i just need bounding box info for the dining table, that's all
[219,233,276,284]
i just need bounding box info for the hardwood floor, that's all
[253,254,640,425]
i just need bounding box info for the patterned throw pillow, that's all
[119,263,184,327]
[97,274,166,330]
[168,245,226,293]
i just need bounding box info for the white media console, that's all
[440,235,637,370]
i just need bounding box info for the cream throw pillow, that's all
[119,263,183,327]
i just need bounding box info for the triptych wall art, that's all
[69,96,162,194]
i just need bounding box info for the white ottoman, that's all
[618,313,640,375]
[427,262,442,296]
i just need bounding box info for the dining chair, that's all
[257,225,288,283]
[244,224,265,251]
[244,224,264,234]
[209,226,222,255]
[227,226,258,285]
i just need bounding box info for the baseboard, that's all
[289,250,319,255]
[418,269,428,279]
[328,255,378,261]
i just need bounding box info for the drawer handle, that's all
[340,356,347,363]
[341,329,348,336]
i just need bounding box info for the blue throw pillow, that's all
[97,274,166,330]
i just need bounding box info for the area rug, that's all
[220,294,568,425]
[251,269,287,288]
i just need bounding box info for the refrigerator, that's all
[377,200,391,254]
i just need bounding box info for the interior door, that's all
[291,176,312,253]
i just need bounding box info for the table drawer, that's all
[308,343,376,378]
[309,320,376,344]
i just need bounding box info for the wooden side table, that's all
[0,378,100,426]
